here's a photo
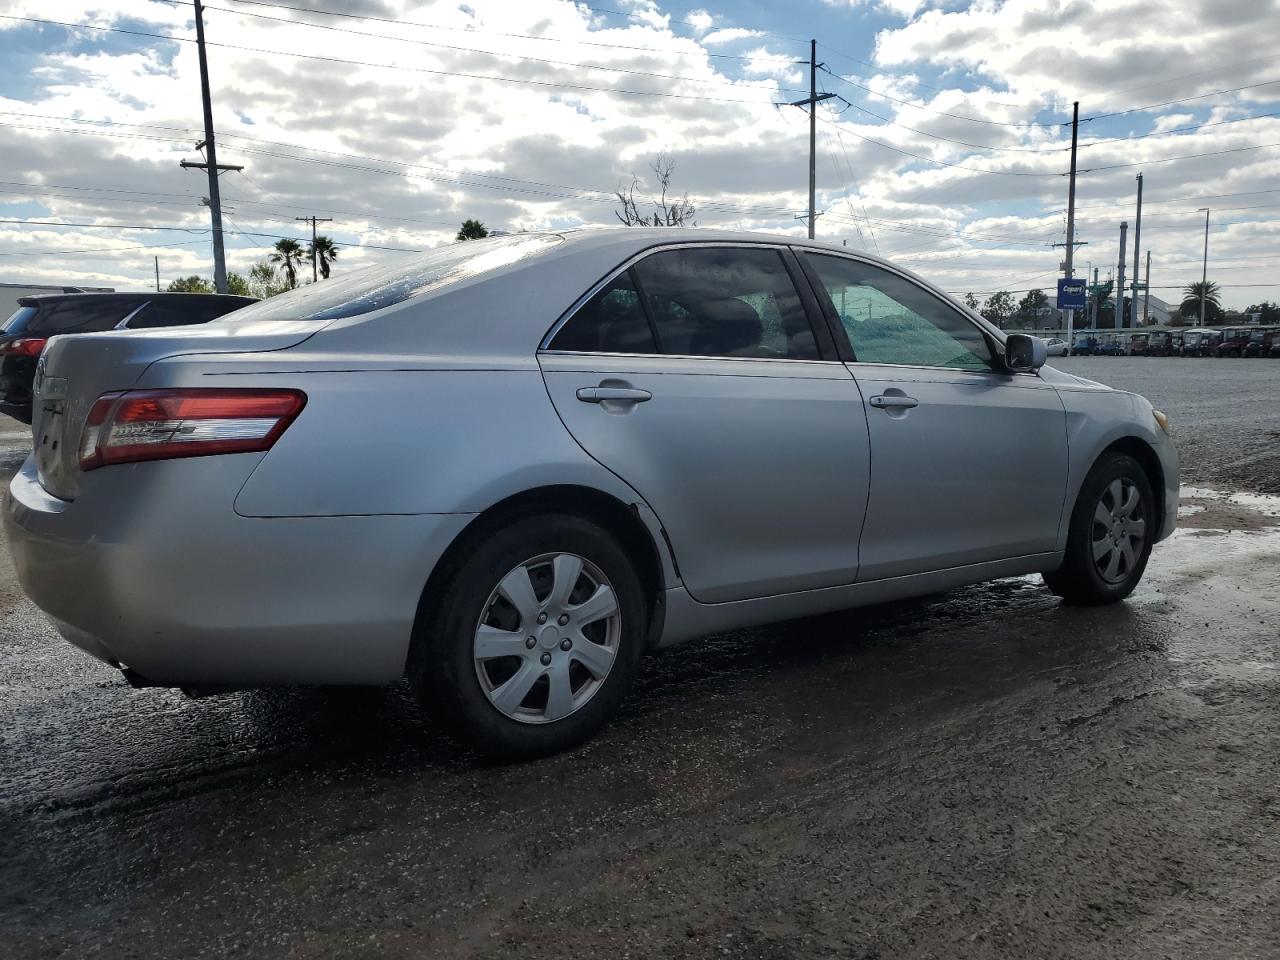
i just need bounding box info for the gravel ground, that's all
[1052,356,1280,494]
[2,359,1279,959]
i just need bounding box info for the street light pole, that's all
[1197,207,1210,327]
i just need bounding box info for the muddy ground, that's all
[1,358,1278,959]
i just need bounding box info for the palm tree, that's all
[456,219,488,241]
[1180,280,1223,325]
[308,235,339,280]
[269,238,305,289]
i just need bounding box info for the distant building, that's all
[1139,293,1171,325]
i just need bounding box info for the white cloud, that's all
[0,0,1275,309]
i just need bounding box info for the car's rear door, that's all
[798,250,1069,582]
[539,243,871,604]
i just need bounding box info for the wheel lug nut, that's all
[525,636,536,649]
[536,612,547,625]
[558,613,570,626]
[560,638,572,651]
[540,652,552,666]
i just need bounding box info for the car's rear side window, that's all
[550,246,820,360]
[549,271,657,354]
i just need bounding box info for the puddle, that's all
[1174,486,1280,532]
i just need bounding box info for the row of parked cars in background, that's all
[0,291,256,422]
[1059,327,1280,359]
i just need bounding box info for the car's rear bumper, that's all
[5,454,474,686]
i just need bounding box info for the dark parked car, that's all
[1180,329,1217,357]
[1146,332,1177,356]
[1214,328,1251,358]
[1071,335,1097,355]
[0,292,255,423]
[1242,327,1275,358]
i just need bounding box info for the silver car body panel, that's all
[541,351,870,603]
[5,228,1178,686]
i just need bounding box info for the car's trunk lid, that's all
[32,320,322,500]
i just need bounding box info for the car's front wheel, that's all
[409,514,647,759]
[1043,452,1155,605]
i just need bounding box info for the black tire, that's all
[408,513,647,760]
[1043,452,1156,605]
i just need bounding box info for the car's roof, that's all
[548,226,890,269]
[17,292,256,306]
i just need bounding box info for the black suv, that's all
[0,292,255,423]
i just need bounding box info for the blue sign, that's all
[1057,278,1087,310]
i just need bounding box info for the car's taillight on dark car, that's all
[0,337,49,357]
[79,388,306,470]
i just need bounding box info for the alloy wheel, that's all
[473,552,621,724]
[1091,478,1146,584]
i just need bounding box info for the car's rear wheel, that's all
[409,514,646,759]
[1043,452,1155,605]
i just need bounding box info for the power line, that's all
[0,238,211,258]
[204,4,806,94]
[1081,78,1280,122]
[582,2,805,43]
[812,110,1065,177]
[819,69,1066,128]
[0,14,789,105]
[816,42,1050,111]
[1078,110,1280,149]
[819,85,1067,154]
[0,218,423,252]
[1078,141,1280,173]
[221,0,802,60]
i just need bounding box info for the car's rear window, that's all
[223,234,563,323]
[2,299,143,335]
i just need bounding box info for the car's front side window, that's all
[804,253,993,372]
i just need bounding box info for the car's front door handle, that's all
[869,394,919,409]
[576,386,652,403]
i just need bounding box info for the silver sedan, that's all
[6,230,1178,758]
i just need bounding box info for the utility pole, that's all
[1092,266,1100,328]
[296,215,333,282]
[1064,101,1079,353]
[789,40,835,239]
[1129,173,1143,328]
[1116,222,1128,332]
[1142,250,1151,325]
[154,256,160,293]
[181,0,238,294]
[1197,207,1210,326]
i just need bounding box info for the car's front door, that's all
[539,244,871,604]
[799,251,1069,582]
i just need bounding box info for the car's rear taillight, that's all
[0,337,48,357]
[79,388,306,471]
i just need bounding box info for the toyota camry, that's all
[6,229,1178,758]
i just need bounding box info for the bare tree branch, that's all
[614,155,696,227]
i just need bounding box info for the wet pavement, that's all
[2,359,1279,959]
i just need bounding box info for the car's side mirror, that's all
[1004,333,1047,373]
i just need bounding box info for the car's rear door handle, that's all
[576,386,652,403]
[869,394,918,409]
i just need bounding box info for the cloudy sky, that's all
[1,0,1277,309]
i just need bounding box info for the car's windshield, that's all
[223,234,563,323]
